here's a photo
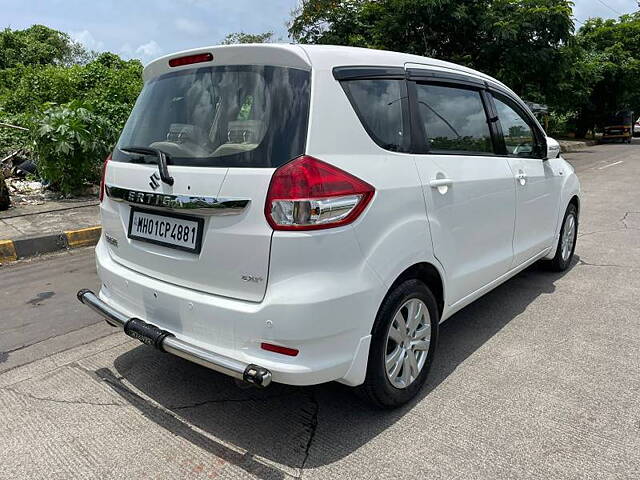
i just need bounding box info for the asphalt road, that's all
[0,141,638,479]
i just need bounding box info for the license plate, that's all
[128,208,204,253]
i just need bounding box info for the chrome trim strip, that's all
[105,185,250,216]
[76,289,272,386]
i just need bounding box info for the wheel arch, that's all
[544,174,581,260]
[569,194,580,216]
[387,262,445,318]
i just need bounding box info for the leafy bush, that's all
[546,111,577,138]
[0,64,78,114]
[30,101,116,194]
[0,42,143,194]
[0,112,30,157]
[0,54,143,127]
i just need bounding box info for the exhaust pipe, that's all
[77,289,272,387]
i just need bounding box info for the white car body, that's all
[89,44,580,388]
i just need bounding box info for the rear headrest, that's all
[227,120,264,144]
[166,123,197,143]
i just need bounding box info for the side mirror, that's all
[544,137,561,160]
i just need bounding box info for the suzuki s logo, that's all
[149,172,161,190]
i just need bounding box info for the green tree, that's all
[0,27,143,165]
[572,13,640,135]
[0,54,143,126]
[221,31,276,44]
[0,25,145,193]
[0,24,90,69]
[289,0,574,109]
[476,0,575,103]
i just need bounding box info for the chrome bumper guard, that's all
[76,289,272,387]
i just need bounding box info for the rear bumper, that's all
[92,238,380,386]
[77,289,272,387]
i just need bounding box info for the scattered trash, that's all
[1,141,99,209]
[1,150,33,174]
[13,159,37,177]
[4,177,56,206]
[0,149,46,208]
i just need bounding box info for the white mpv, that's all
[78,45,580,408]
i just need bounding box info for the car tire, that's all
[357,279,439,409]
[548,203,578,271]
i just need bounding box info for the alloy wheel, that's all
[561,213,576,262]
[384,298,431,389]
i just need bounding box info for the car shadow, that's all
[99,257,578,476]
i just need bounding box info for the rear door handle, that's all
[429,178,453,188]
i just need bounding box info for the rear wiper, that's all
[120,146,174,186]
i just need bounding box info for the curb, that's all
[559,140,598,153]
[0,226,101,264]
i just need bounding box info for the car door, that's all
[410,79,516,306]
[491,92,558,266]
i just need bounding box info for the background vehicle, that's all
[78,45,580,408]
[602,110,634,143]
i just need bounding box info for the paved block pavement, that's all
[0,199,100,263]
[0,199,99,241]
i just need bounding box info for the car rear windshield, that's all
[113,65,310,168]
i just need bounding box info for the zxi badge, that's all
[241,275,264,283]
[149,172,161,190]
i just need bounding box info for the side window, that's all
[415,83,493,154]
[493,94,542,158]
[341,79,408,152]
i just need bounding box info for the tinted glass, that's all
[342,79,407,152]
[416,84,493,154]
[113,65,310,168]
[493,95,541,157]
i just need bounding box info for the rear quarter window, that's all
[339,79,409,152]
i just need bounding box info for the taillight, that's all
[169,52,213,67]
[99,154,110,202]
[265,155,374,230]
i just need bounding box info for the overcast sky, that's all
[1,0,639,63]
